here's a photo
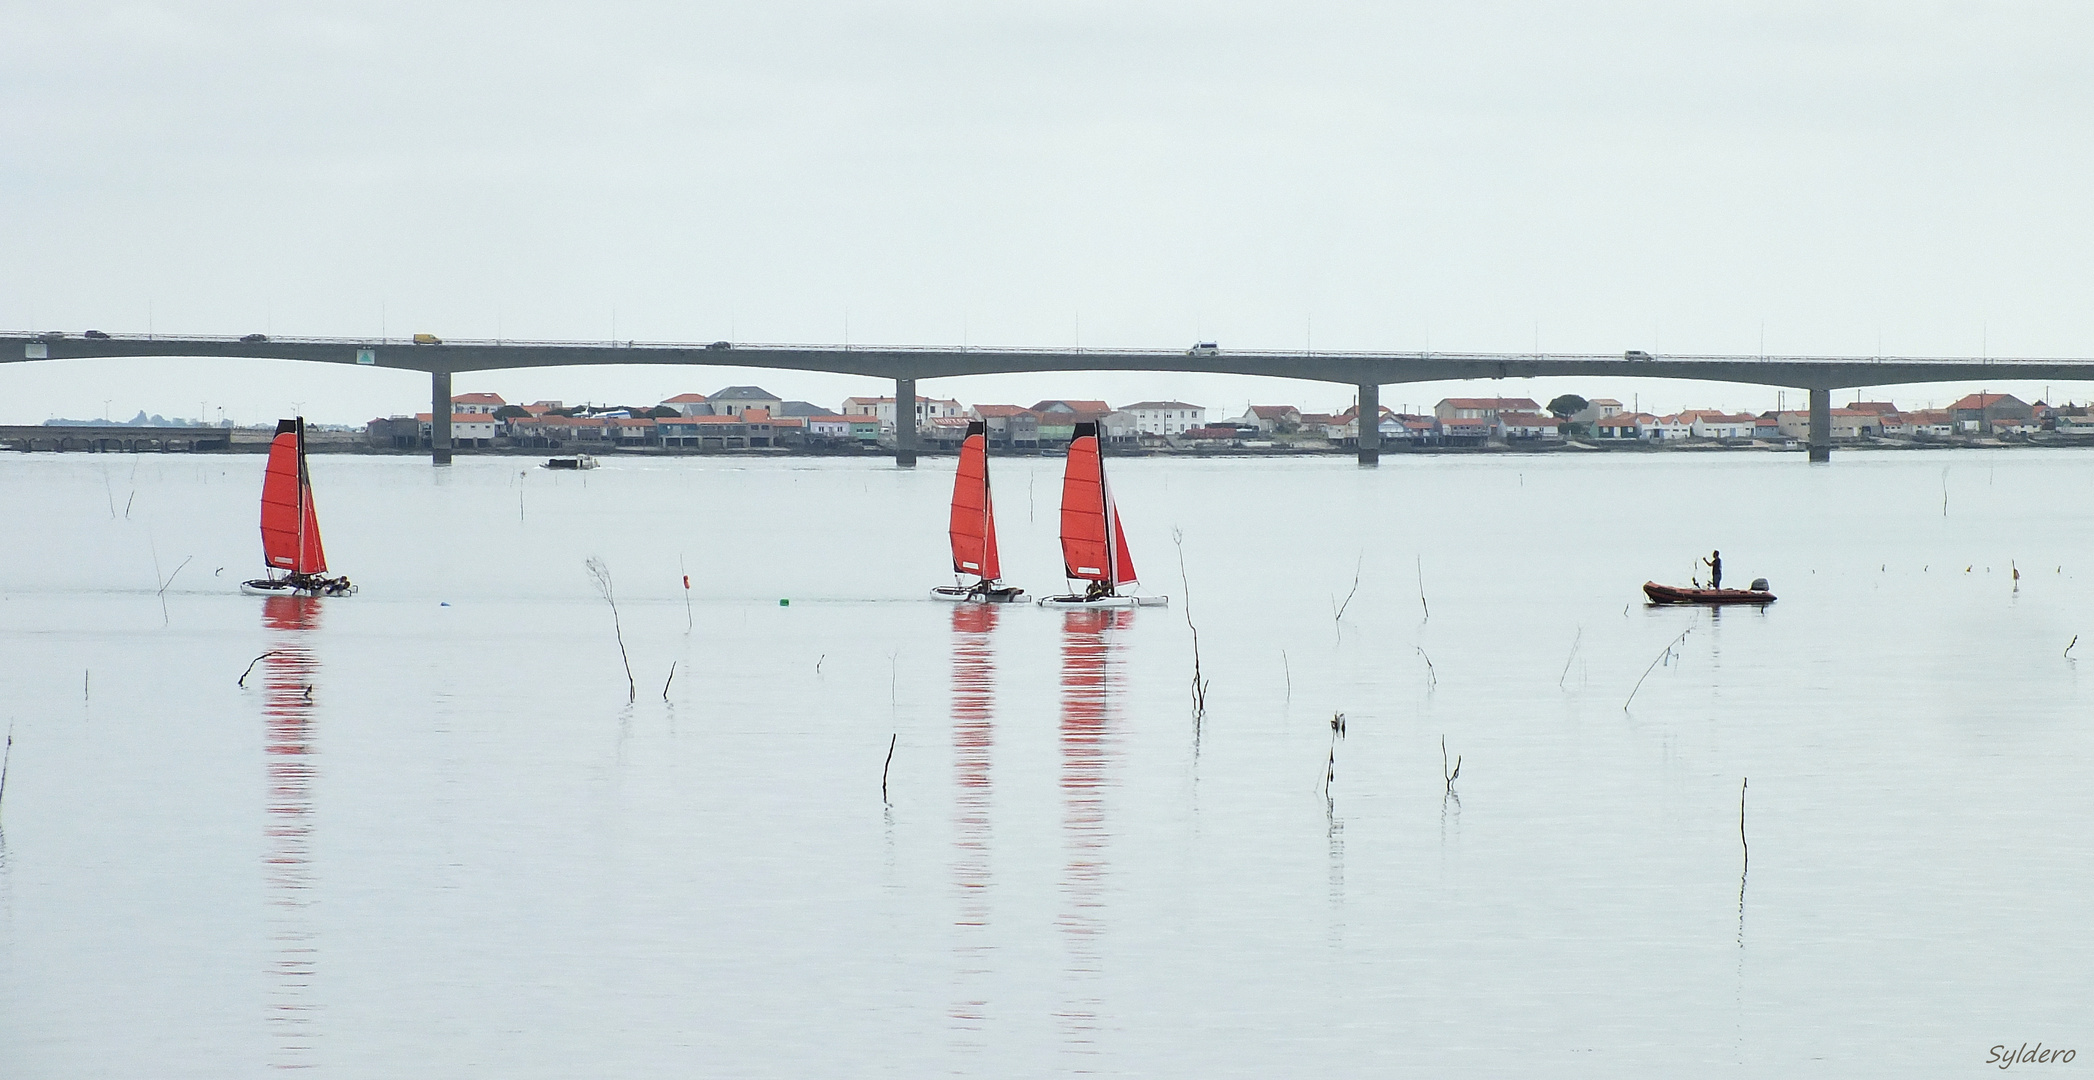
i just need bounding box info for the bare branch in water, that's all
[662,661,677,701]
[586,556,637,703]
[1558,627,1583,689]
[1416,555,1430,622]
[1332,553,1363,623]
[1624,618,1698,712]
[1441,735,1461,791]
[1172,528,1210,721]
[237,651,284,687]
[882,733,897,805]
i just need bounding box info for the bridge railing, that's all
[3,330,2086,366]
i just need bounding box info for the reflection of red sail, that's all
[260,419,327,574]
[258,595,321,1069]
[1060,429,1136,586]
[1056,606,1126,1058]
[949,603,997,1044]
[948,430,1000,581]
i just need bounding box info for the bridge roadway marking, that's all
[11,333,2094,465]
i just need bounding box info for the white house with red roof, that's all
[1685,411,1757,439]
[451,392,506,415]
[844,394,965,432]
[1496,411,1561,439]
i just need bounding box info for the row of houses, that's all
[372,387,2092,452]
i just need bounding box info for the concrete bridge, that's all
[12,330,2094,465]
[0,423,236,453]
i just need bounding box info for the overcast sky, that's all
[5,1,2094,424]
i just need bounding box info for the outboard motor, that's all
[1749,577,1770,593]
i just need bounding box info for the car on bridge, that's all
[1187,341,1220,356]
[1625,350,1652,361]
[241,333,269,343]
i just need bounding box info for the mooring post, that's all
[1357,382,1381,466]
[1808,387,1830,463]
[895,375,917,467]
[431,369,453,465]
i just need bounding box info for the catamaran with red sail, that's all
[1039,422,1167,609]
[241,418,355,597]
[933,421,1028,603]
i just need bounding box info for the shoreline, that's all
[10,434,2090,457]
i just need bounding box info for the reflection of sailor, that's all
[1703,550,1723,590]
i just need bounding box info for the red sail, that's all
[1110,496,1137,584]
[1060,431,1114,583]
[259,419,327,574]
[948,431,1000,580]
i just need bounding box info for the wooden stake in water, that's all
[0,723,14,818]
[680,557,693,633]
[1739,777,1749,869]
[881,734,897,805]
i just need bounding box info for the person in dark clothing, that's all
[1703,550,1722,590]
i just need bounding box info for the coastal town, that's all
[359,386,2094,454]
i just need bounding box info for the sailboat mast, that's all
[293,418,307,572]
[1099,453,1116,592]
[979,459,993,585]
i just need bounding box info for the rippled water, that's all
[3,449,2090,1077]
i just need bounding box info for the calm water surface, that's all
[2,449,2089,1077]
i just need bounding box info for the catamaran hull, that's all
[931,585,1030,604]
[241,578,356,597]
[1037,593,1168,609]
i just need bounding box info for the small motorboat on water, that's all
[932,422,1029,604]
[241,418,356,597]
[1038,423,1168,610]
[1643,579,1774,605]
[543,454,598,470]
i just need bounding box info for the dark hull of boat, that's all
[932,584,1029,604]
[1643,581,1774,605]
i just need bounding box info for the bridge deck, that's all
[10,332,2094,389]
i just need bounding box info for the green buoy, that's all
[779,598,790,606]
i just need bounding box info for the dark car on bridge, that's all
[241,333,270,343]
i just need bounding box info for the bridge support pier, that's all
[1357,383,1381,466]
[431,369,453,465]
[895,376,917,467]
[1808,387,1830,463]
